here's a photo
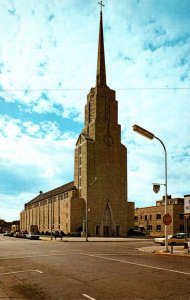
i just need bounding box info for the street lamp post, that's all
[51,198,53,240]
[133,124,169,252]
[85,198,88,242]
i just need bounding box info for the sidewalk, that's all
[40,236,150,242]
[139,245,190,257]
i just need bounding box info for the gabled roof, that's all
[26,181,77,206]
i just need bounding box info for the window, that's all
[116,226,120,236]
[148,225,152,231]
[150,215,152,220]
[43,205,45,227]
[64,192,68,199]
[95,226,100,236]
[48,205,49,228]
[89,102,91,123]
[58,199,60,225]
[145,215,147,220]
[156,225,161,231]
[58,194,63,200]
[134,216,138,221]
[140,215,142,220]
[52,201,54,225]
[156,214,161,219]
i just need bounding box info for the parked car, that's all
[4,231,15,237]
[14,232,26,238]
[153,235,172,245]
[26,233,40,240]
[168,233,190,245]
[14,232,21,238]
[154,233,190,246]
[3,231,11,236]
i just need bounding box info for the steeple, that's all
[96,2,106,87]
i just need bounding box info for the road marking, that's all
[81,253,190,276]
[82,294,96,300]
[0,252,79,260]
[0,269,43,276]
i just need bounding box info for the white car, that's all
[153,235,172,245]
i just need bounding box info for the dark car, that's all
[26,233,40,240]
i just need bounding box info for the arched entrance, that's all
[102,203,113,236]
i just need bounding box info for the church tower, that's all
[74,6,133,236]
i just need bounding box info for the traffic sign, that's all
[163,213,172,225]
[153,184,160,194]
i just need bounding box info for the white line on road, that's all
[0,253,79,260]
[81,253,190,276]
[0,269,43,276]
[82,294,96,300]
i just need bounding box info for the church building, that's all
[20,8,134,237]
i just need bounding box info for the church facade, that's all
[20,10,134,237]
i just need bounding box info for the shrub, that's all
[67,232,81,237]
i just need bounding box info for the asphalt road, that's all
[0,235,190,300]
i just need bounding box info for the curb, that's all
[138,247,190,257]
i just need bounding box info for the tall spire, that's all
[96,1,106,87]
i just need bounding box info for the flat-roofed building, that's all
[134,196,188,236]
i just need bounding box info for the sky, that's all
[0,0,189,221]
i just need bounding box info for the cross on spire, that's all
[98,1,105,13]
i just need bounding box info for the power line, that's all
[0,87,190,91]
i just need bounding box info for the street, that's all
[0,235,190,299]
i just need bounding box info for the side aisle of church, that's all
[20,8,134,237]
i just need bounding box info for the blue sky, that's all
[0,0,189,221]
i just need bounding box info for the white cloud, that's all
[0,192,35,222]
[0,115,76,194]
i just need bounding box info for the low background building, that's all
[134,196,189,237]
[184,194,190,237]
[11,224,20,232]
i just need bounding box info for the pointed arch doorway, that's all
[102,203,113,237]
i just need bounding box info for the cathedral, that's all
[20,8,134,237]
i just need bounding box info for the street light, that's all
[133,124,169,252]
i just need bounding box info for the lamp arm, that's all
[154,136,167,201]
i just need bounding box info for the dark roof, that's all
[26,181,76,206]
